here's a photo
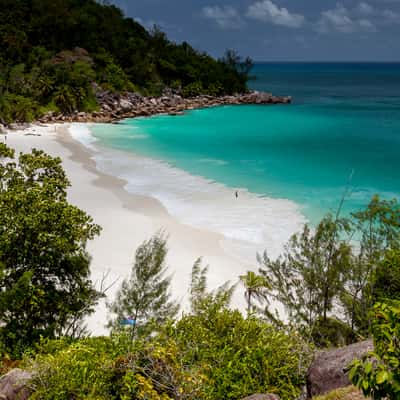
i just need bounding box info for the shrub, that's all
[170,308,313,400]
[311,317,355,348]
[350,302,400,399]
[182,82,204,98]
[28,338,117,399]
[312,386,367,400]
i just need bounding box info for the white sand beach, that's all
[4,123,305,335]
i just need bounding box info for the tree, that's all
[189,258,235,316]
[373,250,400,303]
[259,215,352,335]
[350,301,400,399]
[0,145,101,356]
[239,270,270,317]
[352,196,400,259]
[342,196,400,335]
[107,233,179,336]
[0,0,251,124]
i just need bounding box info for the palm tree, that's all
[239,271,270,317]
[54,84,76,114]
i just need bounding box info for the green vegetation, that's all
[239,270,270,317]
[258,196,400,346]
[259,215,352,333]
[312,386,367,400]
[107,233,179,337]
[25,265,312,400]
[0,144,101,357]
[0,0,252,124]
[343,197,400,336]
[350,302,400,399]
[1,144,400,398]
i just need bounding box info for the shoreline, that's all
[74,123,306,259]
[33,91,292,125]
[5,123,275,335]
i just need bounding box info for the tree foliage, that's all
[239,270,270,317]
[0,145,101,356]
[27,275,312,400]
[342,196,400,335]
[107,233,179,337]
[0,0,252,123]
[350,301,400,399]
[189,258,236,316]
[259,215,352,332]
[257,196,400,346]
[171,309,312,400]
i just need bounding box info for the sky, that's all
[109,0,400,61]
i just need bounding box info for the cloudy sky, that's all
[110,0,400,61]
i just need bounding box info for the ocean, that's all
[78,63,400,258]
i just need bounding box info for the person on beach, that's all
[235,190,238,198]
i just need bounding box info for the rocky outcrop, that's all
[241,394,280,400]
[35,89,292,125]
[0,369,33,400]
[306,340,373,398]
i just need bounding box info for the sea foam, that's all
[69,123,98,150]
[69,123,306,262]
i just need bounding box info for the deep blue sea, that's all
[89,63,400,226]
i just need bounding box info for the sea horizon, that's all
[74,62,400,254]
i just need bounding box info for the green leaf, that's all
[376,370,390,385]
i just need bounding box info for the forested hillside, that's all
[0,0,252,123]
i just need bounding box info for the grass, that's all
[312,386,368,400]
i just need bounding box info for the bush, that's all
[28,337,119,400]
[350,302,400,399]
[0,93,38,123]
[170,308,313,400]
[373,250,400,303]
[311,317,355,348]
[182,81,204,98]
[25,308,312,400]
[312,386,367,400]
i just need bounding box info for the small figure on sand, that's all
[235,190,238,198]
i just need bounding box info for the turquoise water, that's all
[90,63,400,223]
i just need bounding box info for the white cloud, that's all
[246,0,305,28]
[202,5,243,29]
[358,19,377,30]
[357,2,374,15]
[383,9,400,23]
[317,3,377,33]
[356,3,400,24]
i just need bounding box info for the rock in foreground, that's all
[306,340,373,398]
[241,394,280,400]
[0,369,33,400]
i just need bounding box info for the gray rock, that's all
[241,394,280,400]
[119,98,133,111]
[8,123,31,131]
[306,340,373,398]
[0,369,33,400]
